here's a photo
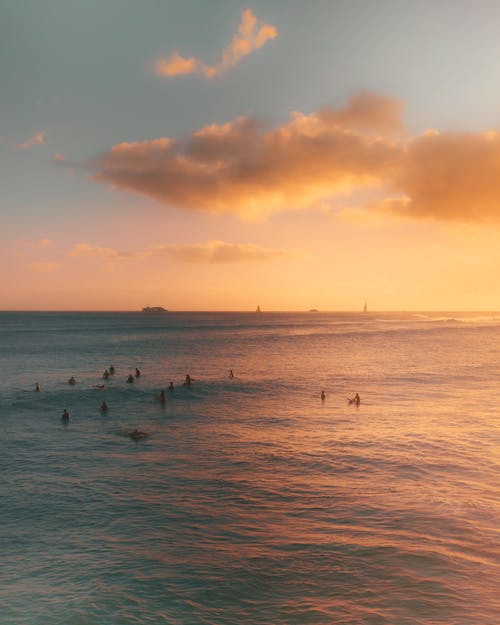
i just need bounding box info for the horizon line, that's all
[0,309,499,314]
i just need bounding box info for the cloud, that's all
[69,243,137,259]
[91,94,402,220]
[155,51,199,77]
[38,238,53,247]
[152,240,289,263]
[90,92,500,224]
[155,9,277,79]
[387,130,500,222]
[30,261,62,272]
[16,131,46,149]
[68,240,289,265]
[319,93,404,133]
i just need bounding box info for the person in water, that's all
[35,382,40,392]
[126,374,134,384]
[103,370,110,380]
[159,390,166,404]
[354,393,360,405]
[109,365,115,375]
[101,401,109,412]
[168,381,175,391]
[62,409,70,423]
[135,368,141,378]
[184,374,194,386]
[129,429,148,440]
[68,377,76,385]
[229,369,234,378]
[321,390,326,401]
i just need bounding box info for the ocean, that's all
[1,311,499,625]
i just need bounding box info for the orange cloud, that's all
[91,92,500,224]
[319,93,404,133]
[387,131,500,222]
[30,261,63,272]
[68,241,289,264]
[16,131,46,149]
[92,94,401,220]
[155,51,198,77]
[155,9,277,79]
[153,240,290,263]
[69,243,136,259]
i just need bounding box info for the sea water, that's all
[1,311,499,625]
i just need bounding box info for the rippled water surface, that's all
[1,311,499,624]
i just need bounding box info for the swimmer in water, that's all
[35,382,40,392]
[62,409,70,423]
[129,429,148,441]
[183,374,195,386]
[321,390,326,401]
[109,365,115,375]
[101,401,109,412]
[68,377,76,385]
[159,390,166,404]
[168,381,175,392]
[126,374,134,384]
[135,368,141,378]
[103,370,110,380]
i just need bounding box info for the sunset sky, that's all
[3,0,500,311]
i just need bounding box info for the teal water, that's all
[1,312,499,624]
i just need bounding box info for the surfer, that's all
[348,393,361,406]
[103,370,110,380]
[229,369,234,378]
[168,381,175,392]
[35,382,40,392]
[61,409,70,423]
[135,368,141,378]
[321,390,326,401]
[126,374,134,384]
[101,401,109,412]
[68,376,76,385]
[129,429,148,441]
[109,365,115,375]
[159,390,166,404]
[183,374,194,386]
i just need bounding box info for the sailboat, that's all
[363,302,368,313]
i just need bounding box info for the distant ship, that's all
[309,309,319,312]
[363,302,368,313]
[256,305,261,313]
[142,306,168,313]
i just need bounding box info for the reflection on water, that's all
[1,312,499,624]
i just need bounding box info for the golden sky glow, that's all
[4,2,500,310]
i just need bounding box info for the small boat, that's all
[142,306,168,312]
